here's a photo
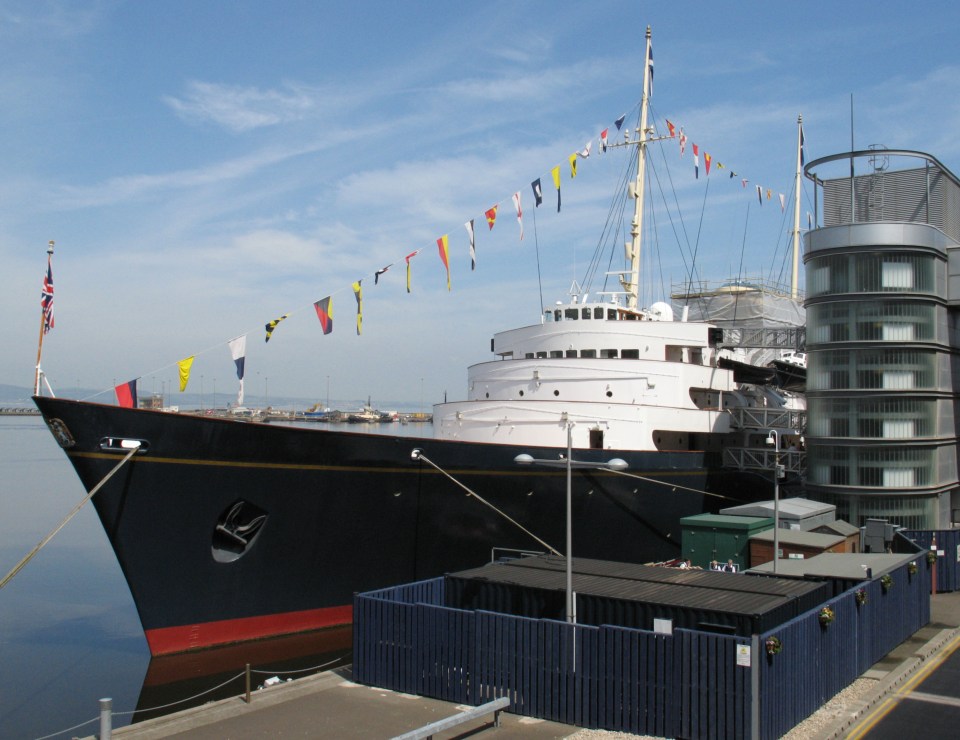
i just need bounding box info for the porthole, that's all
[606,390,613,397]
[519,390,525,397]
[485,392,489,398]
[553,390,560,397]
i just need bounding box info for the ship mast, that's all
[622,26,653,310]
[791,114,803,299]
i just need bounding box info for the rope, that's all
[413,451,561,556]
[112,670,248,717]
[249,654,347,676]
[606,467,746,502]
[0,444,140,590]
[33,715,99,740]
[38,654,350,737]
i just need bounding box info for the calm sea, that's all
[0,414,421,738]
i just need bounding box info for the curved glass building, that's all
[804,150,960,529]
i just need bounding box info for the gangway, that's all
[723,447,805,477]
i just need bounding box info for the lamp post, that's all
[515,418,628,625]
[766,430,783,573]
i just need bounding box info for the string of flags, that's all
[662,116,802,210]
[107,92,801,409]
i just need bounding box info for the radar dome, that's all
[648,301,674,321]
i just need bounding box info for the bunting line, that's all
[92,100,798,411]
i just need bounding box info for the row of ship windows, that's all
[523,349,642,359]
[483,389,616,399]
[544,307,651,322]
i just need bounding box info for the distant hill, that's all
[0,384,37,406]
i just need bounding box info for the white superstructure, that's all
[435,295,738,450]
[433,27,805,471]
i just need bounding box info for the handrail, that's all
[390,697,511,740]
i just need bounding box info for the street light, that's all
[766,430,785,573]
[514,419,628,625]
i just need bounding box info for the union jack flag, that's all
[41,255,54,334]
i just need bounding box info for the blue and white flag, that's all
[229,334,247,405]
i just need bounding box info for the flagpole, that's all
[624,25,652,310]
[34,240,54,396]
[791,115,803,299]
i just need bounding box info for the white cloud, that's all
[163,81,319,132]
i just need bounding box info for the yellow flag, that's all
[569,153,578,178]
[551,165,562,213]
[178,356,195,392]
[352,281,363,335]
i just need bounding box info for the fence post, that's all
[99,697,112,740]
[245,663,252,703]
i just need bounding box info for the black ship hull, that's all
[34,396,738,655]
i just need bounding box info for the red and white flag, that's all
[512,192,523,241]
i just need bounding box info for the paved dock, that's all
[104,666,577,739]
[98,590,960,739]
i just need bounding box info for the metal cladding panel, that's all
[444,555,829,635]
[822,164,960,242]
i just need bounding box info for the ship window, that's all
[581,349,596,358]
[589,429,604,449]
[553,390,560,396]
[565,308,579,320]
[554,309,562,321]
[550,350,563,358]
[544,310,555,322]
[594,307,604,319]
[621,349,639,359]
[601,349,618,358]
[606,390,613,397]
[566,349,577,357]
[525,353,534,359]
[536,351,547,358]
[607,309,618,320]
[582,308,591,319]
[519,390,524,396]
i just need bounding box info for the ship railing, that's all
[726,407,806,432]
[723,447,806,476]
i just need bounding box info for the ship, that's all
[32,28,805,655]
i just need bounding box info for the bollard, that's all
[245,663,251,704]
[99,697,112,740]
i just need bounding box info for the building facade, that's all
[804,150,960,529]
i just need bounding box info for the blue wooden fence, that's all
[354,559,931,739]
[902,529,960,592]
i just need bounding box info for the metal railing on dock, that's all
[726,407,805,432]
[723,447,806,476]
[719,326,805,351]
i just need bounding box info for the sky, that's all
[3,0,960,410]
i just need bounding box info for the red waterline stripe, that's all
[144,604,353,656]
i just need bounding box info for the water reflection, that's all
[132,626,352,724]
